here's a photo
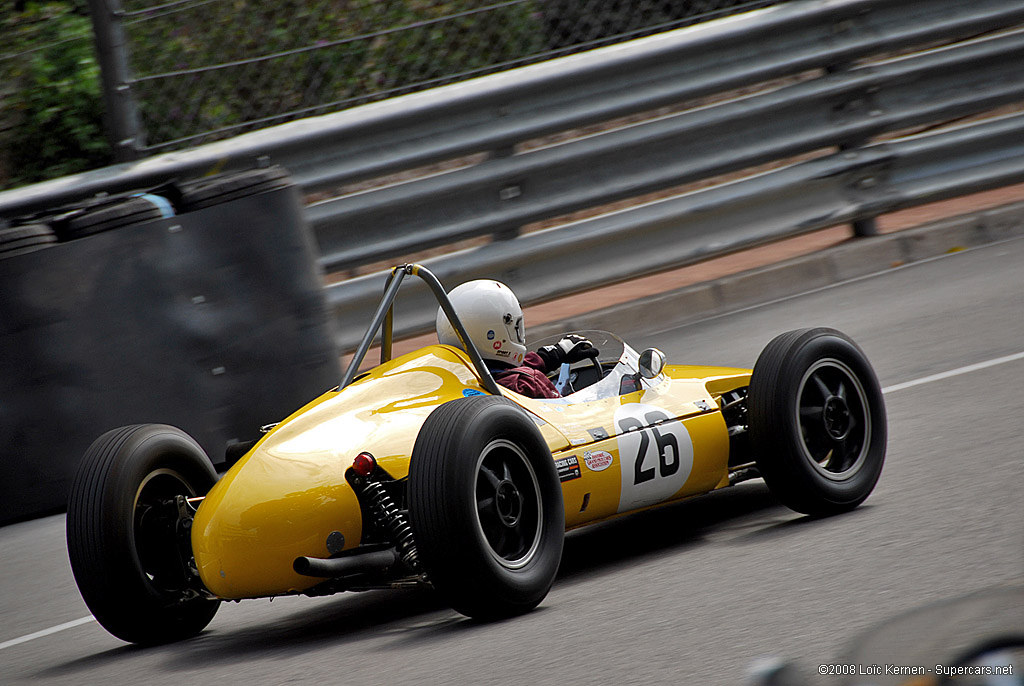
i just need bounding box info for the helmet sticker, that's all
[487,330,495,340]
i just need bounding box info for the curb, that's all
[532,200,1024,340]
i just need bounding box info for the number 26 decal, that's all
[615,404,694,513]
[617,410,680,485]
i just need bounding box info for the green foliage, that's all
[123,0,546,148]
[0,2,111,189]
[0,0,772,188]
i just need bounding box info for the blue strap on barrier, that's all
[134,193,175,218]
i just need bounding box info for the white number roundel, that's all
[614,403,694,513]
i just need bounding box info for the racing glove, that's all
[538,334,599,368]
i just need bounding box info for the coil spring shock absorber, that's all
[361,480,420,572]
[351,452,420,572]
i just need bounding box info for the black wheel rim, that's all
[132,469,195,594]
[795,359,872,481]
[473,439,543,570]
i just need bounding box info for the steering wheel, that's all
[584,348,603,379]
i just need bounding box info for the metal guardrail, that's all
[2,0,1023,350]
[324,112,1024,348]
[311,27,1024,271]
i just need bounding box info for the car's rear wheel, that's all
[66,424,220,644]
[748,328,886,516]
[408,395,564,619]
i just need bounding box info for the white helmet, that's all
[436,280,527,366]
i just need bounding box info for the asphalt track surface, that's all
[2,237,1022,686]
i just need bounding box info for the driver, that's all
[436,280,597,399]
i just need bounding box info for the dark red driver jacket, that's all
[491,351,560,399]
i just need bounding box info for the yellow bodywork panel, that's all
[192,345,749,600]
[521,366,742,529]
[557,410,731,529]
[192,345,525,598]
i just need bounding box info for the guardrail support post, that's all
[87,0,145,161]
[827,59,878,238]
[852,215,878,237]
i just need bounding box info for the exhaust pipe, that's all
[294,547,400,578]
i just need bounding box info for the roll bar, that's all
[339,264,503,396]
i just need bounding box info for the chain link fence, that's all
[1,0,787,188]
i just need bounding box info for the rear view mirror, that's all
[638,348,666,379]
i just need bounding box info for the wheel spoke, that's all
[812,373,832,400]
[836,379,847,402]
[818,448,834,469]
[802,425,831,462]
[493,527,511,556]
[501,459,513,483]
[800,405,824,420]
[477,495,496,520]
[840,435,862,469]
[509,527,526,558]
[479,464,500,490]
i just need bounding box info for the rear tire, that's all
[408,395,564,620]
[748,328,886,516]
[66,424,220,644]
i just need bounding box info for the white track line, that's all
[0,616,95,651]
[2,355,1021,652]
[882,352,1024,394]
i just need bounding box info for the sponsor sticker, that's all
[493,341,502,350]
[462,388,485,397]
[554,455,581,483]
[583,449,613,472]
[487,330,495,340]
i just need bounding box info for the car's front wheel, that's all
[66,424,220,644]
[748,328,887,516]
[408,395,564,619]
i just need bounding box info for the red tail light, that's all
[352,452,376,477]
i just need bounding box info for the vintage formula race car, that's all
[66,264,887,645]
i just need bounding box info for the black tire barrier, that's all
[178,167,291,212]
[61,196,170,240]
[0,170,341,524]
[0,223,57,258]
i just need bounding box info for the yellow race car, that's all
[66,264,887,644]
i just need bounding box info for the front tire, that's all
[66,424,220,644]
[748,328,886,516]
[408,396,564,620]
